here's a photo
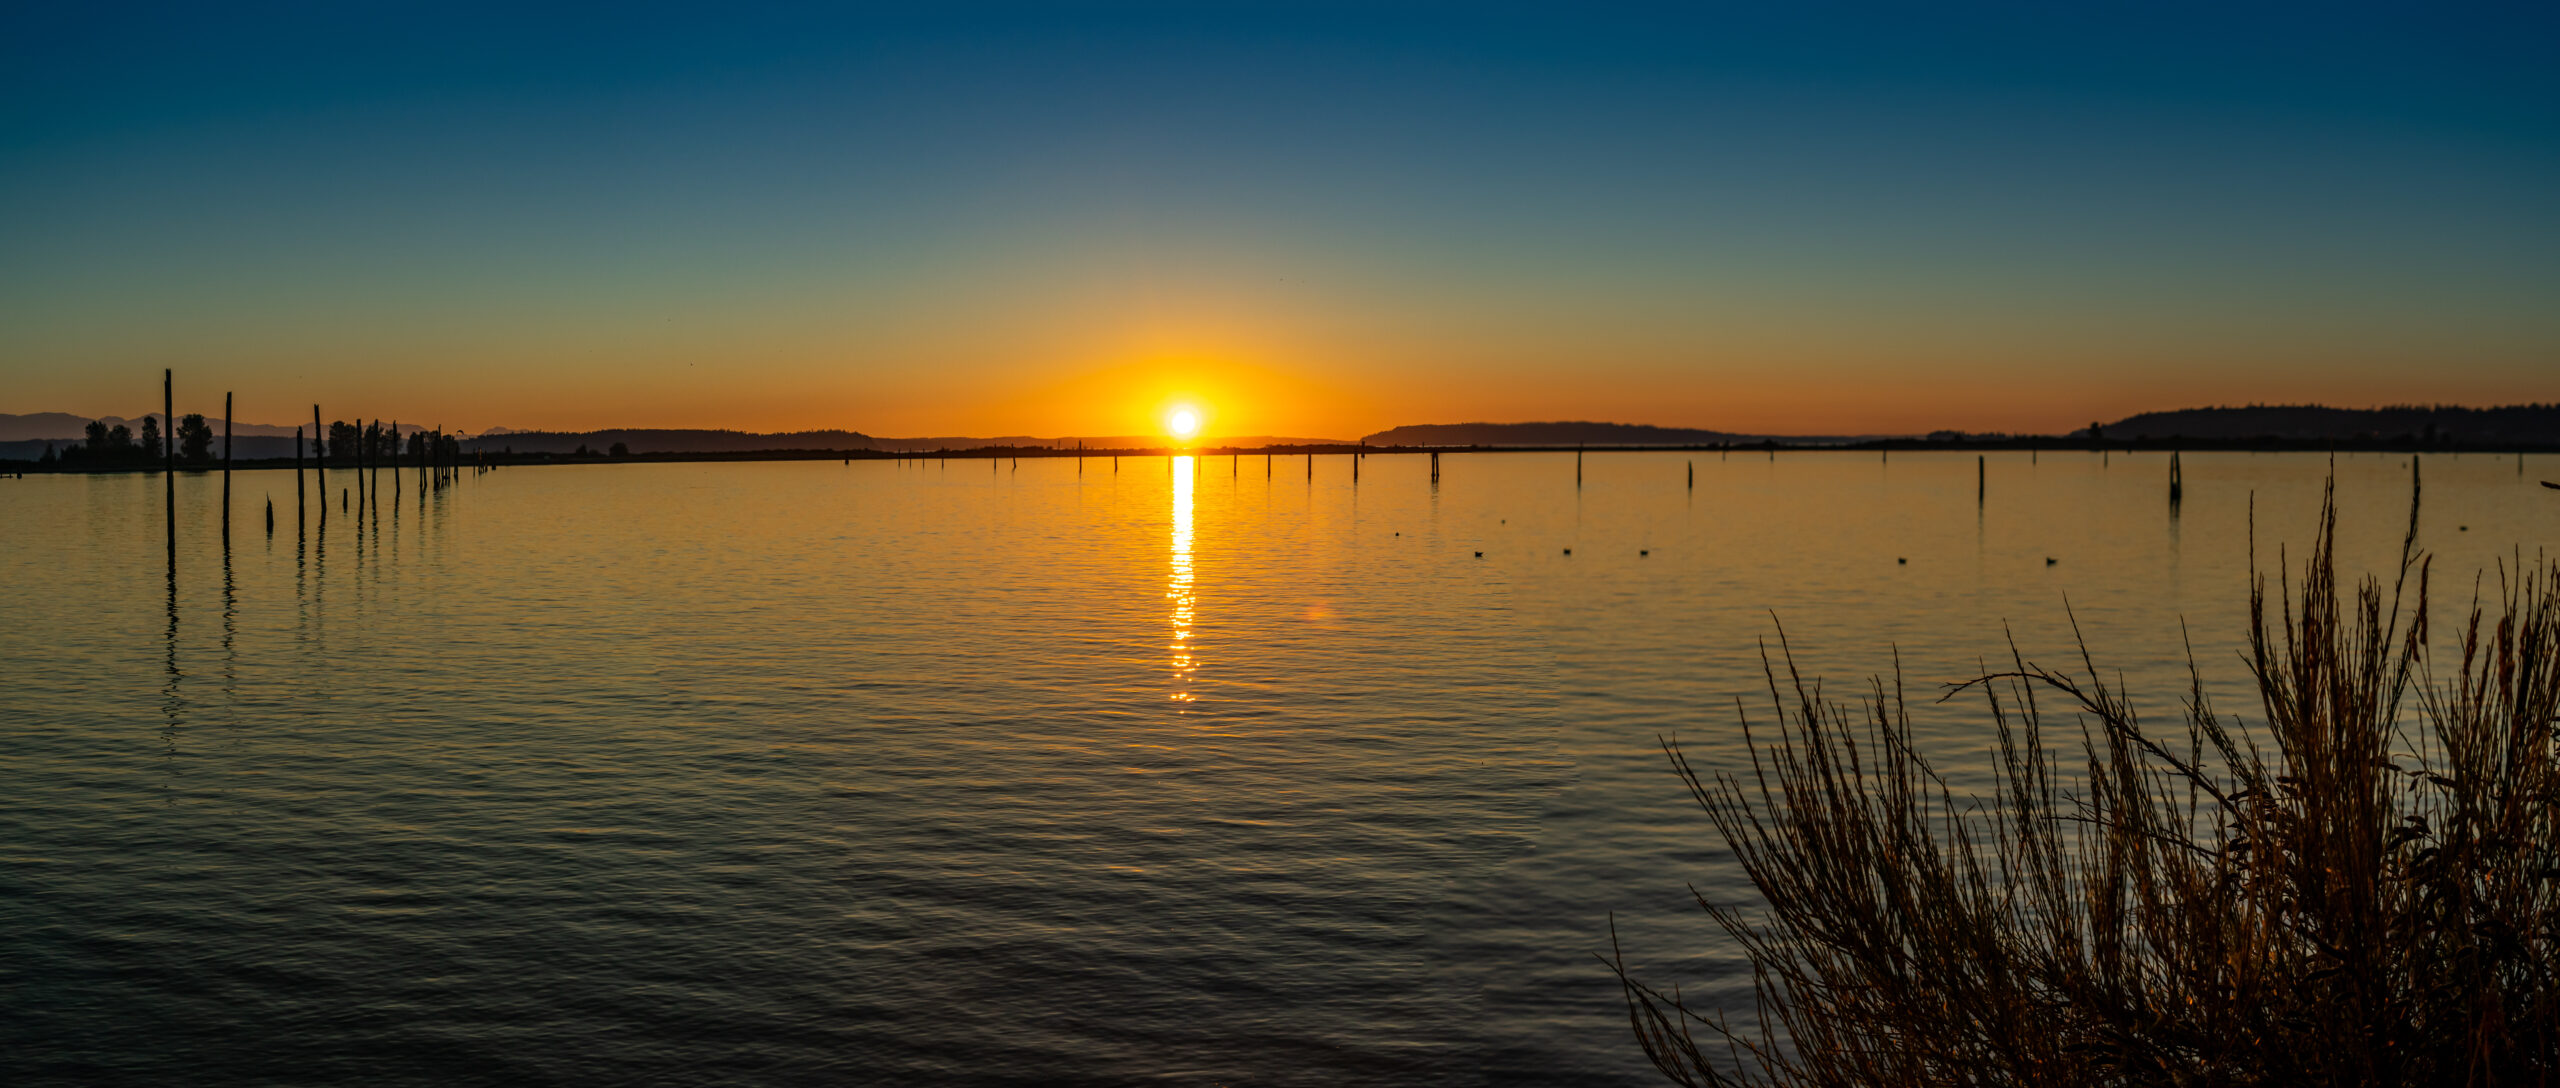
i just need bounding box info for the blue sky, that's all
[3,2,2552,435]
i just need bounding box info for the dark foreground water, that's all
[2,451,2548,1085]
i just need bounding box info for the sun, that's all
[1166,406,1201,441]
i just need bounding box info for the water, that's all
[2,451,2548,1085]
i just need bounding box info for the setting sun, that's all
[1166,407,1201,440]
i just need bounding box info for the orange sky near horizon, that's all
[15,292,2553,440]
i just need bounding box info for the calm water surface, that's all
[3,451,2550,1085]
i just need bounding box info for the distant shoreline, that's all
[12,435,2557,475]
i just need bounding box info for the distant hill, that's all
[2079,404,2560,444]
[1362,421,1839,447]
[0,411,307,441]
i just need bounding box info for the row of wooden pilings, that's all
[154,368,486,558]
[884,443,2207,507]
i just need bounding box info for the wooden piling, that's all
[314,405,325,529]
[266,497,274,535]
[1576,445,1583,487]
[295,426,305,534]
[1977,455,1985,504]
[163,370,175,563]
[2168,451,2183,505]
[222,392,233,543]
[1687,461,1693,489]
[1430,450,1439,482]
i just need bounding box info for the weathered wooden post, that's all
[314,405,326,529]
[1977,455,1985,505]
[163,369,175,563]
[1430,450,1439,483]
[392,422,401,499]
[222,392,233,543]
[1687,461,1693,489]
[266,497,274,535]
[1576,444,1583,487]
[2168,450,2183,505]
[295,426,305,534]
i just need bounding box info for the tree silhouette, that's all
[177,413,215,466]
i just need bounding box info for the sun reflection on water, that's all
[1168,455,1196,704]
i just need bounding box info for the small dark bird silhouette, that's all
[1639,549,1649,556]
[1562,548,1572,556]
[2545,480,2559,490]
[1474,551,1483,558]
[1897,558,1907,564]
[2046,557,2058,566]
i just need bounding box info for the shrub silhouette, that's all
[1618,482,2559,1086]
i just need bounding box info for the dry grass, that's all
[1616,481,2560,1086]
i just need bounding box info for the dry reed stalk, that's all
[1617,480,2560,1086]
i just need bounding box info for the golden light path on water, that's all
[1168,454,1196,704]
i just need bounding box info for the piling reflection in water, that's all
[1168,455,1196,704]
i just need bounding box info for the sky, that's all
[2,2,2554,438]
